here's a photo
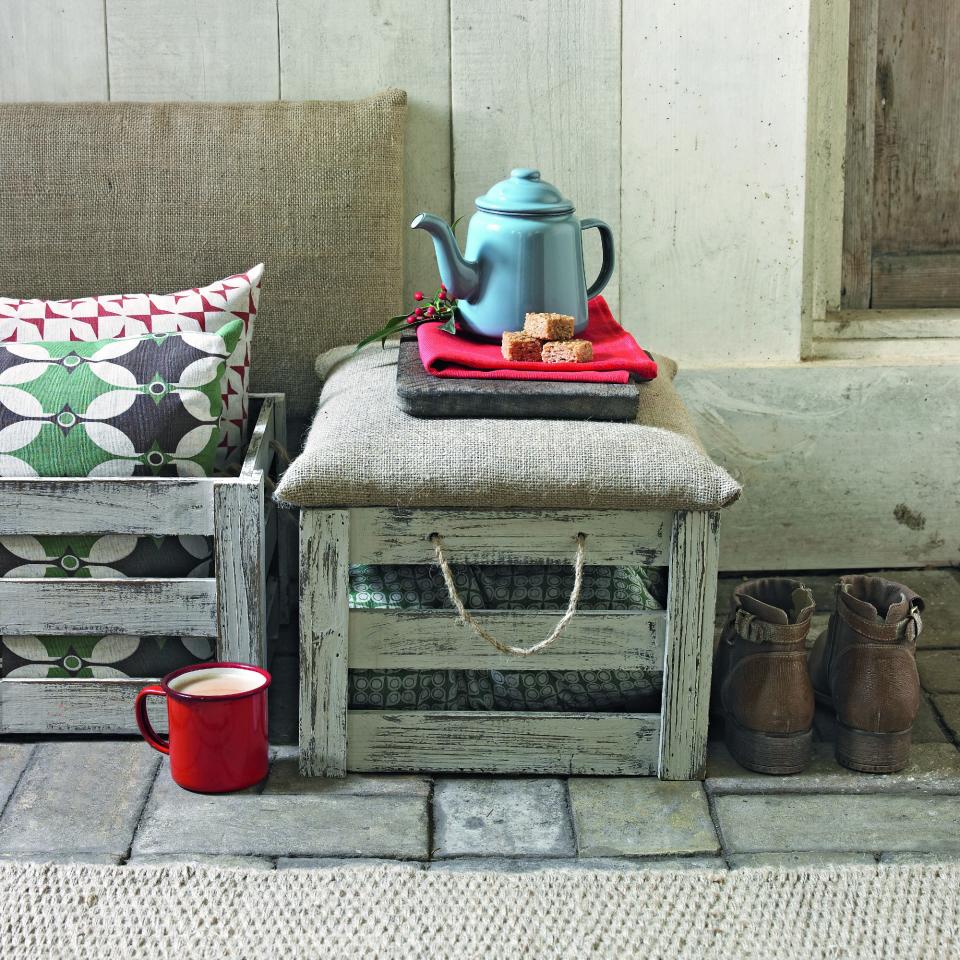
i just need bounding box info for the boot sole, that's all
[835,722,912,774]
[725,715,812,775]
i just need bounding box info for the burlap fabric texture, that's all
[0,92,407,419]
[276,345,741,511]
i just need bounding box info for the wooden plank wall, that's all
[0,0,810,360]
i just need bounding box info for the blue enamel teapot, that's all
[412,168,614,339]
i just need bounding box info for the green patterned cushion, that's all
[0,320,241,477]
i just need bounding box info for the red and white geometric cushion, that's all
[0,264,262,466]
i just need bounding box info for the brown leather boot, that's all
[808,575,924,773]
[713,579,816,774]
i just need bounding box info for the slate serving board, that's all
[396,331,644,421]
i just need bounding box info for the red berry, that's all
[440,285,448,297]
[406,313,417,323]
[425,305,436,317]
[414,307,424,318]
[413,291,424,301]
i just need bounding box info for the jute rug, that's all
[1,861,958,959]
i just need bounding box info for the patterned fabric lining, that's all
[348,564,666,712]
[0,534,214,679]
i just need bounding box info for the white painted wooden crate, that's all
[0,393,287,735]
[300,507,720,780]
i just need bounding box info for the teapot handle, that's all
[580,218,615,300]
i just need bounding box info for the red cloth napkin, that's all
[416,297,657,382]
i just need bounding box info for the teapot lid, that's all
[475,168,574,215]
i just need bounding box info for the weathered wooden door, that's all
[843,0,960,308]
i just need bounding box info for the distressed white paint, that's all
[349,608,666,672]
[350,508,671,566]
[0,679,167,736]
[299,509,349,777]
[621,0,810,361]
[348,711,660,776]
[659,511,721,780]
[0,578,217,636]
[106,0,280,100]
[451,0,622,315]
[0,479,213,536]
[0,396,281,735]
[279,0,451,297]
[0,0,108,100]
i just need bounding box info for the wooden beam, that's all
[0,678,166,735]
[0,479,213,536]
[214,478,266,666]
[816,309,960,340]
[0,579,217,636]
[348,608,666,672]
[658,511,720,779]
[347,711,660,775]
[841,0,879,308]
[349,508,672,567]
[872,253,960,309]
[299,510,350,778]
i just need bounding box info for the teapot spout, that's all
[411,213,479,302]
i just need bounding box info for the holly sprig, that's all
[356,284,458,351]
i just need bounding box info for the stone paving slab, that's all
[0,743,33,812]
[917,650,960,694]
[277,858,425,871]
[568,779,719,857]
[932,694,960,742]
[0,741,159,858]
[0,852,121,865]
[429,856,726,873]
[727,852,876,869]
[432,779,574,859]
[706,742,960,794]
[264,747,431,797]
[126,855,275,870]
[813,695,948,743]
[880,851,960,864]
[133,763,429,859]
[715,794,960,853]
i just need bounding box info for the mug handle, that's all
[135,685,170,755]
[580,218,616,300]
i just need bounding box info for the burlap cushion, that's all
[275,346,741,511]
[0,92,406,419]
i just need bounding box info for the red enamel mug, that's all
[135,662,271,793]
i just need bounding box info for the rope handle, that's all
[430,532,587,658]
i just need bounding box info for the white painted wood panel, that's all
[106,0,280,100]
[348,711,660,775]
[299,510,349,777]
[0,678,166,735]
[278,0,451,298]
[677,362,960,570]
[214,479,266,665]
[0,479,213,536]
[0,0,108,101]
[621,0,809,360]
[350,508,672,566]
[658,511,720,779]
[450,0,621,315]
[348,608,666,672]
[0,579,218,636]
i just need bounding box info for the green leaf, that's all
[355,316,411,352]
[440,316,457,335]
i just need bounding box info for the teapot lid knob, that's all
[476,168,573,215]
[511,168,540,181]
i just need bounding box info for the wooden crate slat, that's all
[349,508,672,566]
[0,479,213,535]
[0,578,217,636]
[347,710,660,775]
[871,253,960,310]
[0,678,166,735]
[658,511,721,780]
[242,395,278,478]
[348,608,666,671]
